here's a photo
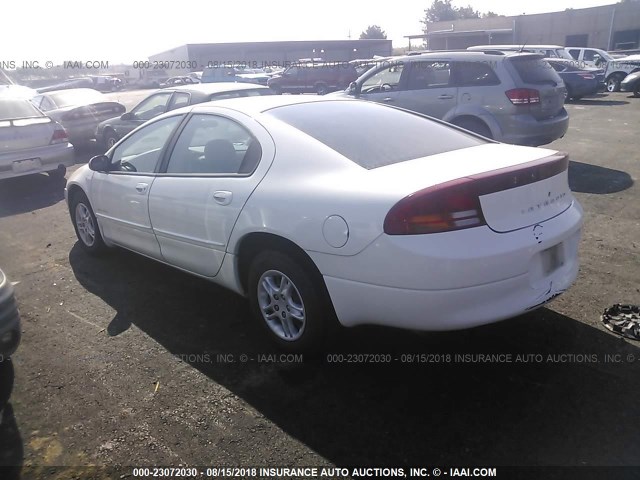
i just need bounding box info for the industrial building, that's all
[149,40,393,71]
[408,2,640,52]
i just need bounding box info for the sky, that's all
[1,0,617,65]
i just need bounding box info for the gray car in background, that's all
[332,51,569,146]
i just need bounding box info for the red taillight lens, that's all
[384,178,486,235]
[383,153,569,236]
[50,126,69,144]
[505,88,540,105]
[578,73,595,80]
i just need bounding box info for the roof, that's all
[188,95,352,117]
[168,82,269,94]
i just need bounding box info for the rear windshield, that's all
[48,89,104,108]
[0,99,44,121]
[267,101,485,169]
[510,58,562,85]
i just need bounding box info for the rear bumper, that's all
[316,201,583,330]
[0,143,75,180]
[499,109,569,146]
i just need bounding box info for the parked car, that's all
[66,96,582,351]
[267,62,359,95]
[201,66,242,83]
[95,83,272,149]
[30,88,125,147]
[468,45,574,60]
[0,97,74,181]
[36,78,94,93]
[0,268,20,362]
[0,84,38,100]
[161,76,199,88]
[565,47,614,68]
[87,75,123,92]
[603,56,640,91]
[620,70,640,96]
[332,51,568,146]
[545,58,602,100]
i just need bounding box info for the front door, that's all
[91,115,184,259]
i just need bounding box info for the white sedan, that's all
[65,96,583,351]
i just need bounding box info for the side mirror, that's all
[88,155,111,172]
[121,112,132,121]
[348,81,359,96]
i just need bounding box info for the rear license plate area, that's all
[12,158,41,173]
[541,243,563,276]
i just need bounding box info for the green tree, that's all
[360,25,387,39]
[423,0,458,23]
[456,5,480,19]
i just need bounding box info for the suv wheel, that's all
[452,118,492,139]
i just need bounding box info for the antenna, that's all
[519,39,528,53]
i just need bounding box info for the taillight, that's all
[50,126,69,144]
[384,178,486,235]
[384,153,569,236]
[578,73,595,80]
[505,88,540,105]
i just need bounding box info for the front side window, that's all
[407,61,451,90]
[166,114,261,175]
[361,62,404,93]
[110,115,183,173]
[131,92,173,121]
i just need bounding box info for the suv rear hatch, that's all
[507,55,566,120]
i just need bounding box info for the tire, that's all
[452,117,493,139]
[606,75,621,92]
[315,83,329,95]
[103,129,119,150]
[47,165,67,181]
[248,250,329,352]
[70,190,107,255]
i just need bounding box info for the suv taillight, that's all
[505,88,540,105]
[578,73,596,80]
[384,178,486,235]
[50,126,69,145]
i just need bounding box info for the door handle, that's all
[135,182,149,193]
[437,94,454,100]
[382,97,394,102]
[212,190,233,206]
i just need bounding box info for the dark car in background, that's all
[0,268,20,362]
[30,88,125,147]
[95,82,272,149]
[545,59,603,100]
[620,70,640,96]
[267,62,359,95]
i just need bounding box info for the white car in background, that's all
[0,97,74,181]
[65,96,583,351]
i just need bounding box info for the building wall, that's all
[423,3,640,51]
[149,40,392,72]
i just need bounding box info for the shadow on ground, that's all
[69,244,640,466]
[570,97,629,106]
[0,174,66,219]
[568,161,634,194]
[0,360,23,479]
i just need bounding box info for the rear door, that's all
[507,56,566,120]
[148,111,275,277]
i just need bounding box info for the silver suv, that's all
[333,51,569,146]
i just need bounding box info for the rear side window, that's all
[407,61,451,89]
[452,61,500,86]
[0,99,44,120]
[509,58,562,85]
[267,101,485,169]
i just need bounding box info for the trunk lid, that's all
[0,98,56,150]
